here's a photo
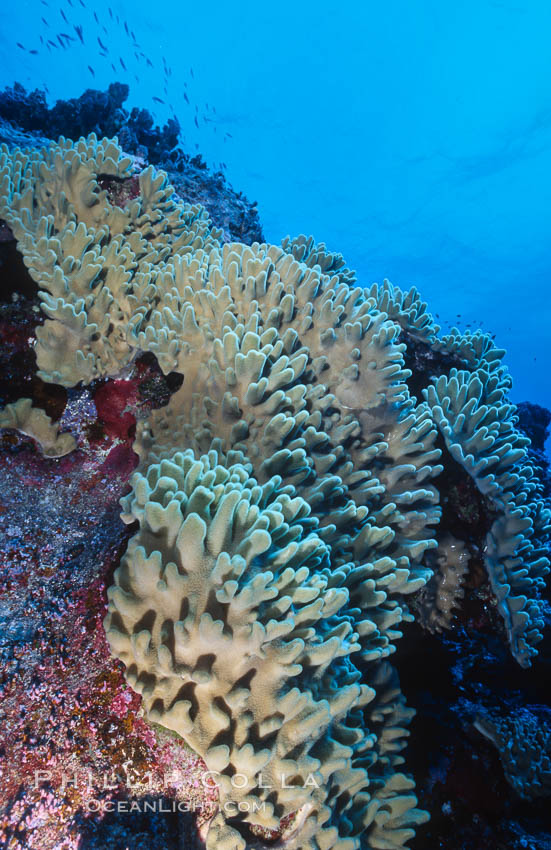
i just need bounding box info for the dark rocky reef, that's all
[517,401,551,501]
[403,398,551,850]
[0,82,263,244]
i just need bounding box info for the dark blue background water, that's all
[3,0,550,428]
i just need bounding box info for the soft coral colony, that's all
[0,134,549,849]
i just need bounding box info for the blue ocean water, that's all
[2,0,550,422]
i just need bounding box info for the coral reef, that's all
[425,369,549,666]
[0,82,263,244]
[474,707,551,800]
[0,124,549,850]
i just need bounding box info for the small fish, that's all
[29,49,39,54]
[40,35,44,44]
[119,57,127,70]
[47,38,58,48]
[194,116,199,128]
[93,11,99,23]
[74,24,84,44]
[59,31,75,40]
[109,6,113,19]
[67,0,73,6]
[88,65,95,77]
[60,8,68,23]
[124,21,129,35]
[190,67,194,78]
[111,62,116,72]
[41,16,49,26]
[97,35,107,51]
[183,93,190,104]
[79,0,85,6]
[16,42,25,49]
[225,132,233,138]
[153,96,165,104]
[146,57,153,68]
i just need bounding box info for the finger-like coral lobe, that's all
[0,397,76,456]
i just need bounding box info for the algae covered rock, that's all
[475,706,551,800]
